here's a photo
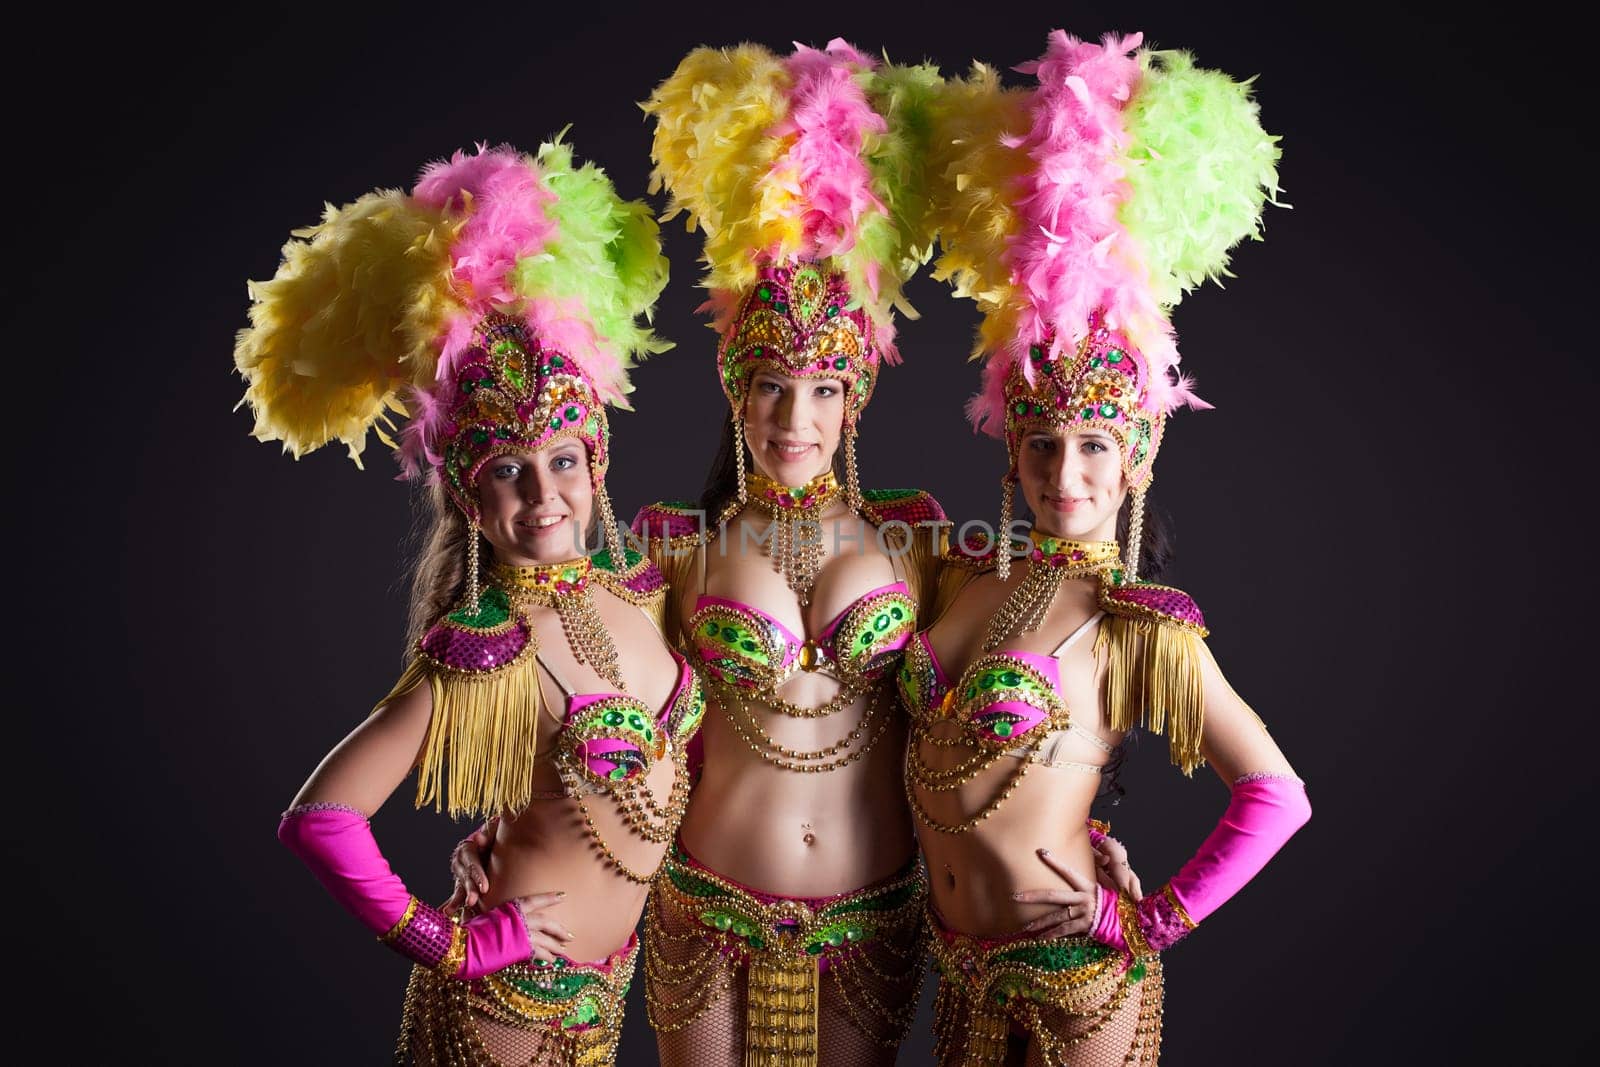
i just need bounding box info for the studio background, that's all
[15,2,1593,1063]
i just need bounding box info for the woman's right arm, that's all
[287,676,435,814]
[278,681,570,976]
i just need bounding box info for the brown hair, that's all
[1115,492,1174,581]
[405,482,472,655]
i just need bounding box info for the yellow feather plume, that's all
[642,44,793,296]
[927,64,1032,360]
[234,191,453,465]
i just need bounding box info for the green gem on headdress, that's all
[791,266,825,324]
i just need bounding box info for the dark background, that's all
[14,1,1594,1063]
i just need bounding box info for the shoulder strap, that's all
[1050,611,1106,657]
[533,648,579,697]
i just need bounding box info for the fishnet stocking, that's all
[649,884,745,1067]
[1020,963,1158,1067]
[817,999,900,1067]
[466,1015,580,1066]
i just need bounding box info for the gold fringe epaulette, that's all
[1096,577,1209,776]
[859,488,947,621]
[378,586,542,819]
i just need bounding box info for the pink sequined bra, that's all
[544,650,705,791]
[897,613,1108,758]
[688,581,917,692]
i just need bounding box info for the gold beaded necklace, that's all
[744,469,843,606]
[492,557,624,689]
[981,533,1121,651]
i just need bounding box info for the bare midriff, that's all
[913,728,1102,939]
[678,676,916,896]
[478,746,679,962]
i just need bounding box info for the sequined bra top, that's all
[544,649,706,791]
[688,581,918,694]
[897,612,1103,749]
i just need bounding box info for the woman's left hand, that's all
[1091,832,1143,902]
[1012,849,1102,939]
[444,819,498,916]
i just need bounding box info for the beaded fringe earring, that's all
[595,480,623,563]
[843,424,863,513]
[995,475,1016,581]
[733,410,749,506]
[465,520,482,614]
[1125,485,1147,582]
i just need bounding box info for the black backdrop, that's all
[17,2,1595,1063]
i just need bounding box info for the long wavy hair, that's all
[405,482,472,655]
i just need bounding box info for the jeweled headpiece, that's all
[234,139,670,536]
[931,34,1280,574]
[643,39,942,430]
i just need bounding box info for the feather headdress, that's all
[235,139,670,521]
[932,30,1280,490]
[643,39,941,423]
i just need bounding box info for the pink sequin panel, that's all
[1136,889,1193,953]
[1106,585,1205,630]
[393,900,457,969]
[865,490,946,527]
[618,560,666,598]
[420,617,531,672]
[631,504,704,541]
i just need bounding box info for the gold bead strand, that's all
[1125,485,1147,582]
[465,522,482,615]
[996,476,1015,581]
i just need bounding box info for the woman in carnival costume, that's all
[239,138,702,1066]
[900,32,1311,1064]
[581,38,949,1067]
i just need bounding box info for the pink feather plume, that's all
[398,146,564,477]
[971,31,1200,434]
[770,39,888,263]
[413,144,556,306]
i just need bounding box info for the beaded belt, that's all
[398,934,637,1067]
[645,844,928,1065]
[928,912,1162,1067]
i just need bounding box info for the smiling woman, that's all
[235,138,701,1067]
[744,371,847,484]
[619,40,951,1067]
[1018,429,1128,540]
[898,32,1310,1065]
[478,442,597,565]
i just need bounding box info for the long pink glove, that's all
[278,803,531,979]
[1092,774,1310,955]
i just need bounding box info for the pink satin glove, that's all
[1091,774,1311,955]
[278,804,532,979]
